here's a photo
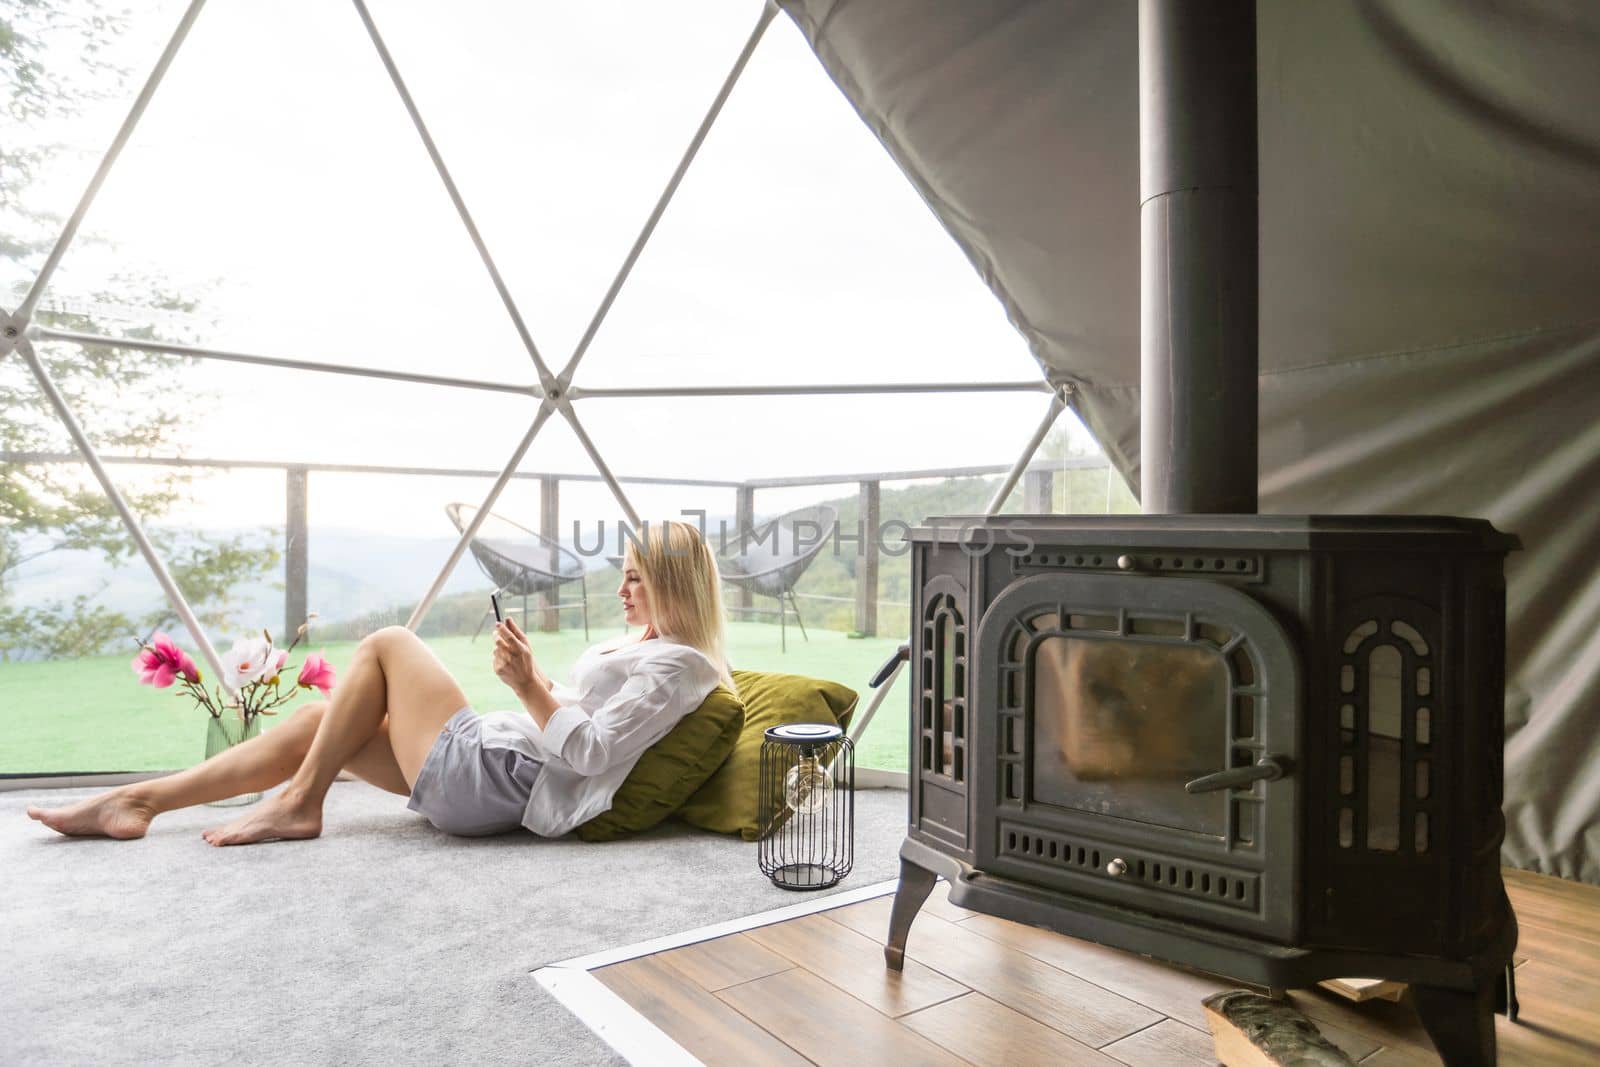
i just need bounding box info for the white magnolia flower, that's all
[222,635,276,690]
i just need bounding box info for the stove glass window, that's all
[1031,636,1230,837]
[1366,643,1403,851]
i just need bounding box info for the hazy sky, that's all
[18,0,1092,536]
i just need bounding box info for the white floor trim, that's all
[4,769,899,792]
[555,876,899,971]
[534,876,902,1066]
[0,769,365,793]
[534,968,704,1067]
[0,771,174,792]
[855,767,908,790]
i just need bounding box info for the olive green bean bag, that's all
[678,668,859,841]
[575,684,745,842]
[574,669,858,842]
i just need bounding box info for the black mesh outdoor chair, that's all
[719,503,837,652]
[445,502,589,641]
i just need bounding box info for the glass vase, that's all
[204,712,264,807]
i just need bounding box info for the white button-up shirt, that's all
[477,636,722,837]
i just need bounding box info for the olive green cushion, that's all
[677,669,860,841]
[575,684,745,842]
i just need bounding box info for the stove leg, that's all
[884,858,937,971]
[1496,963,1519,1022]
[1412,978,1498,1066]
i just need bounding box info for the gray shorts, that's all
[406,707,541,837]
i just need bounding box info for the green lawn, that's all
[0,621,912,774]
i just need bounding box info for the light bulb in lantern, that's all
[784,754,833,815]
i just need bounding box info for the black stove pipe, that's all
[1138,0,1258,514]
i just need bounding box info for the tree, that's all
[1,1,279,660]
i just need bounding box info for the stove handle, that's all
[1184,757,1287,794]
[870,644,911,688]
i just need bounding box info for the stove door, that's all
[974,573,1301,941]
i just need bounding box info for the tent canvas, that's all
[5,0,1597,882]
[779,0,1600,882]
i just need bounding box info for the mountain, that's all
[5,518,655,648]
[5,472,1130,657]
[7,527,517,641]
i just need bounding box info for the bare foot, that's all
[26,789,156,840]
[200,792,322,847]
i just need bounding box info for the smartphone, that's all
[491,592,503,622]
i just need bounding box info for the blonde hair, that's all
[624,520,737,697]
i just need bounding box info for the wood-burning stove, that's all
[886,514,1520,1064]
[880,5,1521,1062]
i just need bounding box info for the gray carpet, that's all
[2,781,909,1066]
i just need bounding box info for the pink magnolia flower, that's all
[269,648,288,680]
[176,646,200,684]
[297,652,336,694]
[133,633,190,689]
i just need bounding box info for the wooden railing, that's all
[2,451,1113,640]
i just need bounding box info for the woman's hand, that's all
[492,617,548,699]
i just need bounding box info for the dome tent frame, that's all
[1,0,1061,696]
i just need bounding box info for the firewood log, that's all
[1203,990,1355,1066]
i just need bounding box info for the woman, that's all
[26,520,735,845]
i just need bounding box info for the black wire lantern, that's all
[757,723,854,890]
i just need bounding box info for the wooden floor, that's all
[593,869,1600,1066]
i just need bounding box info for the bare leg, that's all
[25,700,412,840]
[27,626,461,844]
[200,626,466,846]
[26,701,331,839]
